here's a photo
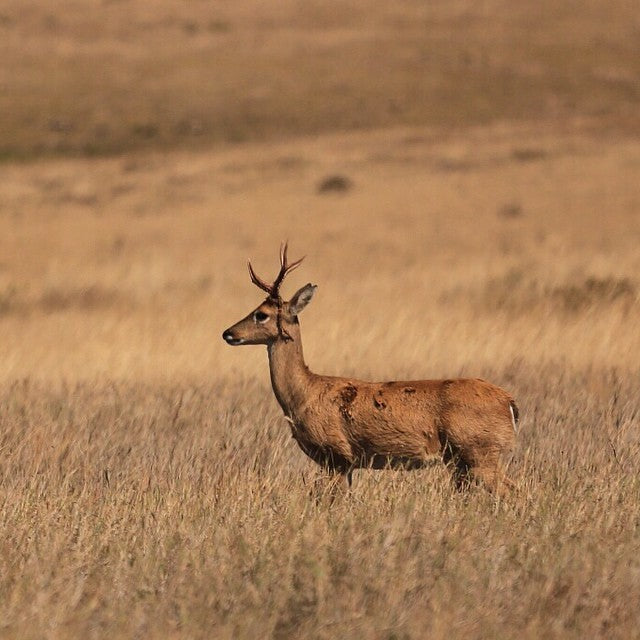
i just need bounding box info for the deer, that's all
[222,243,519,497]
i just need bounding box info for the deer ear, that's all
[288,283,317,315]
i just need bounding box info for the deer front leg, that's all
[311,467,352,504]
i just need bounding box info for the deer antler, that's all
[247,261,273,295]
[247,242,304,299]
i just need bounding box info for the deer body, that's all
[223,244,518,494]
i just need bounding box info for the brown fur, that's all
[223,259,518,496]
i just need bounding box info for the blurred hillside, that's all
[1,0,639,159]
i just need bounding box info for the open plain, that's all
[1,1,640,638]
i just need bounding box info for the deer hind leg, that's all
[442,440,513,495]
[466,448,514,496]
[469,462,514,496]
[441,440,472,491]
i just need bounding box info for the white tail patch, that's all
[509,401,519,433]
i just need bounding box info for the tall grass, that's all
[0,365,639,639]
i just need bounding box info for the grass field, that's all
[1,1,640,638]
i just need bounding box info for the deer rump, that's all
[287,377,517,473]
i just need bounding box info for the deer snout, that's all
[222,329,244,346]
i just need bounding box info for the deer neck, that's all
[267,321,313,419]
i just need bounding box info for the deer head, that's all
[222,243,317,346]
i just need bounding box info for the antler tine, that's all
[247,243,305,298]
[272,242,305,295]
[247,260,273,295]
[284,254,305,276]
[279,241,288,269]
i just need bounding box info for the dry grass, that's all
[1,124,640,638]
[2,1,640,637]
[1,369,639,640]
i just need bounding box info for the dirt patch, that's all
[317,175,353,194]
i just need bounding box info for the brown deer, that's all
[222,244,519,496]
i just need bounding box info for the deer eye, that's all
[254,311,269,323]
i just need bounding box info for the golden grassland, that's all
[1,124,640,639]
[2,1,640,638]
